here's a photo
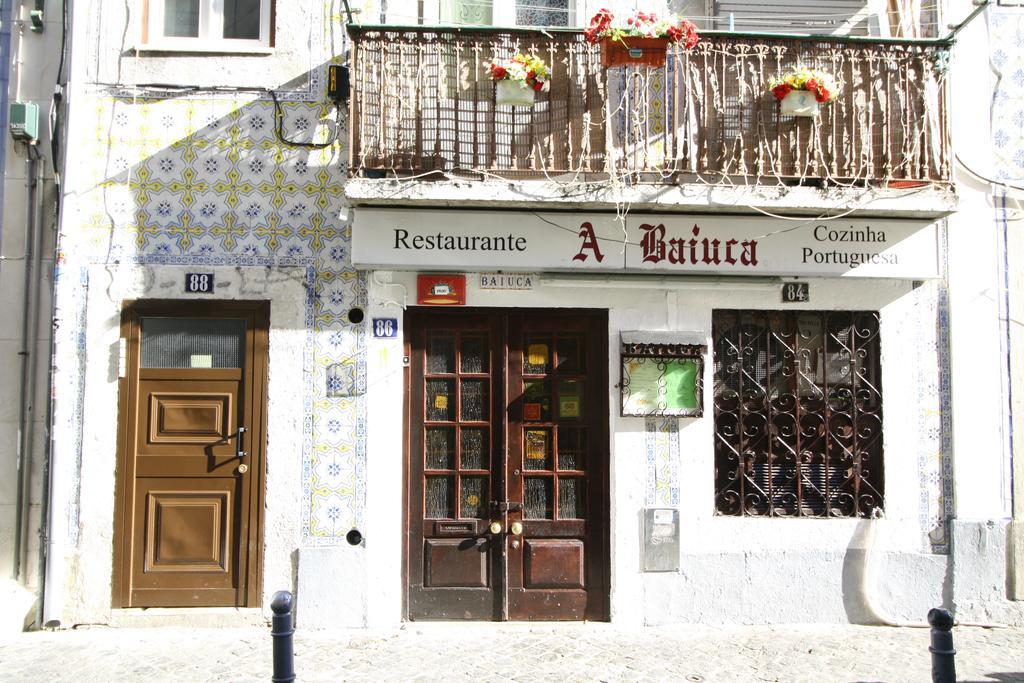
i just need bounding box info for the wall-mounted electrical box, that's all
[643,508,680,572]
[326,65,350,102]
[10,102,40,143]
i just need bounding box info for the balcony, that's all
[347,25,951,189]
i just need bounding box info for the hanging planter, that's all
[585,9,699,69]
[780,90,820,117]
[495,79,536,106]
[770,68,839,118]
[489,53,549,107]
[600,36,671,68]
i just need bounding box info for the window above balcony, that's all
[141,0,273,52]
[428,0,575,28]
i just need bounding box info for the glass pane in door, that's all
[460,334,489,373]
[141,318,246,368]
[426,380,456,421]
[460,428,488,469]
[524,478,553,519]
[460,380,489,421]
[426,476,455,518]
[426,427,456,469]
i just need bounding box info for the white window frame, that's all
[424,0,576,28]
[498,0,577,28]
[142,0,273,53]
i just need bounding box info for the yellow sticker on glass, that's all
[525,430,548,460]
[434,395,448,410]
[559,396,580,418]
[527,344,548,367]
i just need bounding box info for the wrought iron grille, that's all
[348,26,950,184]
[712,310,883,517]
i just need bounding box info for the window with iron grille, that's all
[712,310,883,518]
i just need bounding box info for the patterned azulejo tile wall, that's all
[991,8,1024,185]
[64,91,365,545]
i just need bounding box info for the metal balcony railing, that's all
[348,25,950,185]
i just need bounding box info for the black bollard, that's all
[927,607,956,683]
[271,590,296,683]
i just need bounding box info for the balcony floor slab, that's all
[344,179,957,220]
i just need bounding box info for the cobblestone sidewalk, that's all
[2,622,1023,682]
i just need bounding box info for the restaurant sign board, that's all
[352,208,940,279]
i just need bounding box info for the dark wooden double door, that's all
[406,309,608,621]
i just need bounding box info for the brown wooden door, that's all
[406,308,608,621]
[113,301,268,608]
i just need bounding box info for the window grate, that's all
[712,310,883,518]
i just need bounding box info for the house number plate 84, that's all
[781,282,809,303]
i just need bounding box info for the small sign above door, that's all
[416,274,466,305]
[372,318,398,338]
[478,272,537,290]
[781,282,810,303]
[184,272,215,293]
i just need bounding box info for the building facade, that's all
[14,0,1024,628]
[0,0,61,631]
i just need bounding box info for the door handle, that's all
[235,427,248,460]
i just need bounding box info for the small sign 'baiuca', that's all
[478,272,537,290]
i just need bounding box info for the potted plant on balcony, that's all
[769,68,838,117]
[584,8,699,68]
[489,53,550,106]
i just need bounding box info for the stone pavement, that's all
[1,622,1023,682]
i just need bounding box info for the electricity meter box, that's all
[9,102,39,143]
[643,508,680,572]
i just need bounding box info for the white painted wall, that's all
[58,264,308,626]
[946,3,1010,525]
[359,268,955,624]
[0,0,62,630]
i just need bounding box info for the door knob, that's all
[488,521,503,534]
[509,521,523,536]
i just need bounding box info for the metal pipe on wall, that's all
[13,145,44,582]
[41,177,65,628]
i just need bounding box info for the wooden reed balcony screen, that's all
[348,26,950,185]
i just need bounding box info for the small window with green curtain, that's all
[620,340,705,418]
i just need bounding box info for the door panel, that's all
[406,308,607,621]
[408,315,504,620]
[114,302,268,609]
[424,539,489,587]
[506,314,606,621]
[144,489,231,571]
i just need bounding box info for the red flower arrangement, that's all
[488,53,550,93]
[584,8,699,50]
[769,69,838,104]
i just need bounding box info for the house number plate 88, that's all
[781,282,809,303]
[185,272,215,293]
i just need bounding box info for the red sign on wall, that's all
[416,274,466,305]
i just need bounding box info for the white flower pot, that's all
[781,89,819,117]
[496,79,535,107]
